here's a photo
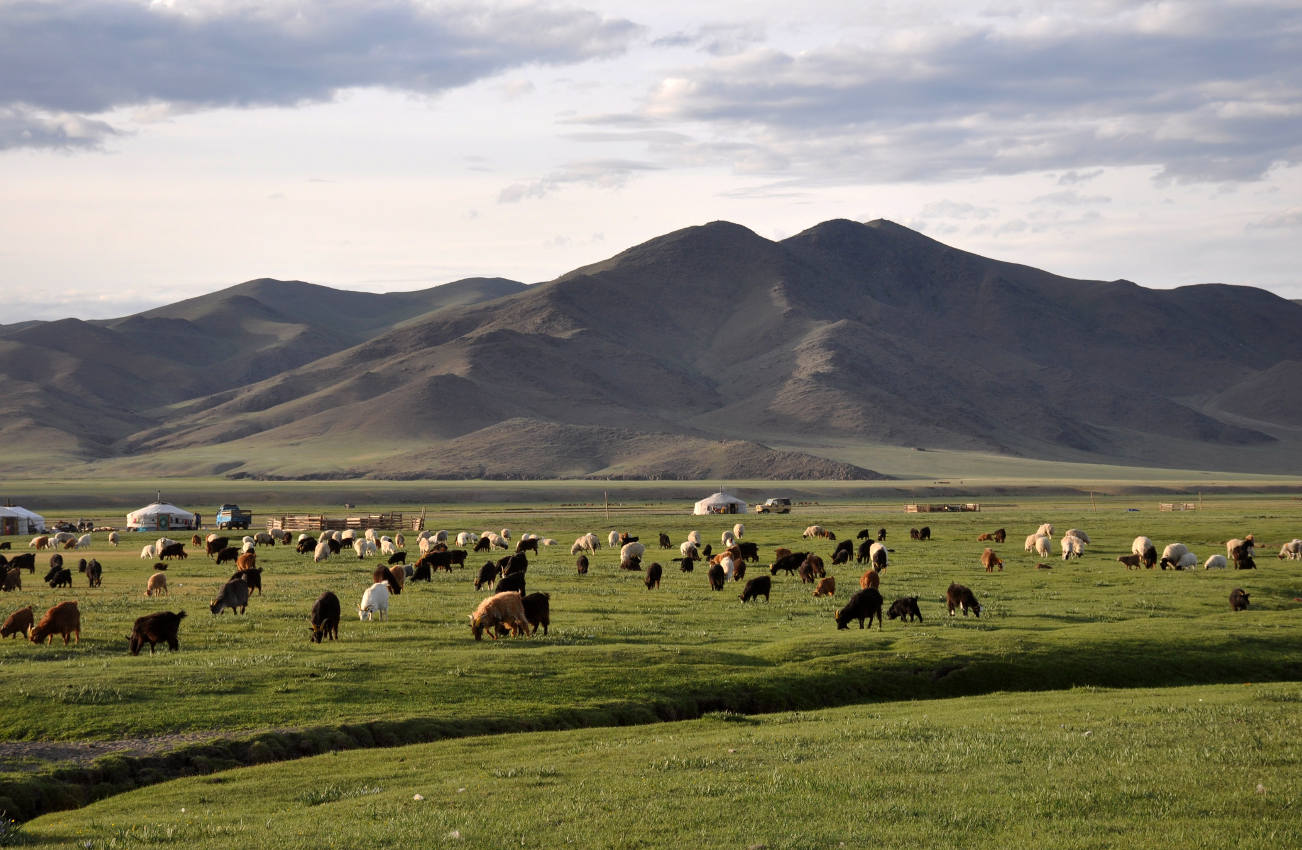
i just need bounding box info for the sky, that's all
[1,0,1299,322]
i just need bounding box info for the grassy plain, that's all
[0,491,1299,838]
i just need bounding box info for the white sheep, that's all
[1060,535,1083,560]
[1278,539,1302,560]
[571,535,598,556]
[365,528,378,544]
[53,531,76,547]
[313,540,331,563]
[108,531,120,547]
[395,533,405,548]
[418,537,433,554]
[1160,543,1190,569]
[802,525,824,539]
[733,523,745,539]
[1024,533,1042,553]
[1064,529,1090,544]
[680,541,699,558]
[380,536,397,556]
[620,541,646,562]
[1131,536,1153,557]
[1177,551,1198,570]
[719,554,736,581]
[340,529,356,543]
[254,531,274,546]
[1036,523,1054,538]
[358,581,389,621]
[608,530,620,548]
[241,540,255,553]
[868,541,888,570]
[1203,554,1228,570]
[540,538,557,547]
[139,544,157,559]
[1034,535,1052,557]
[456,531,475,547]
[209,532,222,543]
[434,530,448,543]
[500,529,510,541]
[487,533,509,550]
[155,537,176,553]
[721,530,736,546]
[687,531,701,547]
[75,533,91,549]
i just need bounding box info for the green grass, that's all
[15,682,1302,849]
[0,498,1299,824]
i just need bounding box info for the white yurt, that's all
[126,501,197,532]
[692,492,749,515]
[0,505,45,535]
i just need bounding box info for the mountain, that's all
[5,220,1302,478]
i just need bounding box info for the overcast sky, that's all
[2,0,1299,322]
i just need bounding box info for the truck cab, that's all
[215,504,253,530]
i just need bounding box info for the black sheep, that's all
[44,566,73,588]
[387,551,407,565]
[474,561,498,590]
[295,536,317,555]
[232,567,263,596]
[887,596,923,622]
[515,538,539,555]
[856,529,871,540]
[736,541,760,563]
[207,537,230,558]
[769,551,806,576]
[522,592,550,635]
[739,575,771,603]
[856,540,873,564]
[877,528,887,542]
[309,591,341,643]
[494,571,526,595]
[835,588,883,630]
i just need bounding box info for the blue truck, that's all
[214,504,253,530]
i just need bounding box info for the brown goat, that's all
[860,569,880,590]
[145,572,169,597]
[236,550,257,571]
[129,610,187,655]
[30,601,80,645]
[981,548,1004,572]
[1117,554,1141,569]
[1,568,20,592]
[812,576,836,597]
[469,591,529,641]
[1,605,33,639]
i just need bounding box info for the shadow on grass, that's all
[1,629,1299,824]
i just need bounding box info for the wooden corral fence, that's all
[267,512,404,532]
[905,503,981,513]
[1158,502,1199,512]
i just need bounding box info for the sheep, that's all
[309,591,341,642]
[372,564,403,595]
[108,531,120,547]
[155,537,177,553]
[140,544,158,559]
[515,538,539,555]
[1279,539,1302,560]
[916,527,931,541]
[717,554,736,581]
[620,541,647,563]
[44,565,72,589]
[237,550,257,571]
[644,562,662,590]
[48,552,63,571]
[354,539,376,558]
[1132,536,1157,568]
[387,550,407,566]
[1060,536,1083,560]
[2,605,34,639]
[571,535,598,556]
[1036,523,1054,538]
[206,536,231,558]
[721,530,736,547]
[494,571,526,596]
[30,535,50,550]
[358,581,389,621]
[831,547,851,566]
[540,538,557,547]
[380,537,397,556]
[813,576,836,597]
[992,529,1006,543]
[6,553,34,573]
[981,548,1003,572]
[129,610,186,655]
[1226,537,1254,559]
[159,542,188,560]
[30,601,80,645]
[295,536,318,555]
[679,541,699,559]
[499,529,510,542]
[707,562,725,591]
[608,530,620,548]
[475,561,499,590]
[254,531,275,546]
[687,531,701,547]
[1235,554,1257,571]
[620,555,642,573]
[456,531,476,547]
[838,539,857,563]
[733,523,744,538]
[1229,588,1250,612]
[395,533,406,548]
[1160,543,1190,570]
[364,528,378,544]
[835,588,883,630]
[1204,554,1228,570]
[868,542,888,572]
[432,530,448,543]
[145,572,168,597]
[739,575,771,603]
[470,591,529,640]
[75,533,91,549]
[1117,554,1142,569]
[946,583,981,617]
[887,597,923,622]
[499,552,528,577]
[977,532,995,542]
[770,551,806,576]
[485,532,509,550]
[799,554,826,582]
[802,525,825,539]
[313,540,331,563]
[210,579,250,615]
[1034,535,1052,558]
[1024,533,1041,553]
[522,592,550,635]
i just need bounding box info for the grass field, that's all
[0,492,1299,840]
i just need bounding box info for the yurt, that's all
[0,505,45,535]
[126,501,197,532]
[692,491,749,515]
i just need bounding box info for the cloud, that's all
[595,1,1302,186]
[1246,209,1302,230]
[917,200,998,220]
[0,0,642,150]
[498,158,660,202]
[651,22,766,56]
[1057,168,1104,185]
[0,105,117,150]
[1031,190,1111,206]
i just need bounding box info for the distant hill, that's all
[4,222,1302,478]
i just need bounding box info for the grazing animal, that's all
[515,538,538,555]
[687,530,701,547]
[81,558,103,587]
[620,555,642,572]
[739,575,771,603]
[211,578,250,614]
[475,561,499,590]
[499,552,528,577]
[1117,554,1142,569]
[494,571,526,595]
[7,553,34,573]
[977,532,994,542]
[1036,523,1054,538]
[678,541,699,559]
[770,551,807,576]
[835,588,883,630]
[1235,554,1257,570]
[981,548,1003,572]
[868,542,888,572]
[887,596,923,622]
[1277,539,1302,560]
[857,528,872,540]
[797,559,819,584]
[309,591,341,642]
[707,562,725,591]
[910,528,920,540]
[575,555,589,575]
[1230,544,1255,570]
[1065,529,1090,544]
[139,544,157,559]
[658,532,672,549]
[837,539,857,562]
[159,542,188,560]
[234,566,263,595]
[946,583,981,617]
[677,557,695,573]
[917,526,931,541]
[721,530,736,547]
[373,565,402,595]
[145,572,168,597]
[1132,536,1158,569]
[802,525,830,539]
[469,591,529,640]
[357,581,390,621]
[473,536,492,553]
[702,544,713,558]
[45,566,72,588]
[128,610,186,655]
[831,547,851,566]
[412,561,433,582]
[1060,535,1084,560]
[1203,555,1228,570]
[644,561,662,590]
[1,568,20,592]
[733,523,744,538]
[620,541,646,563]
[30,535,50,550]
[522,592,550,635]
[992,528,1005,543]
[813,576,836,597]
[736,541,760,563]
[48,553,63,571]
[860,569,880,590]
[0,542,7,550]
[30,601,81,645]
[1159,543,1190,570]
[773,547,791,561]
[295,535,317,555]
[1229,588,1250,612]
[2,605,34,638]
[608,530,620,548]
[236,550,257,571]
[215,546,240,566]
[1034,535,1052,558]
[388,550,407,565]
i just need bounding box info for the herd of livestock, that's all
[0,518,1296,651]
